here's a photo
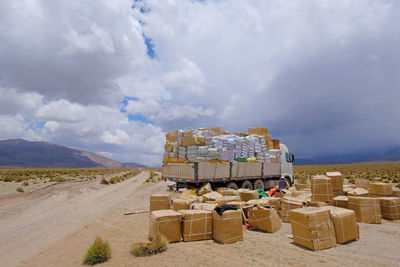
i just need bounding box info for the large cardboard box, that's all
[179,210,213,241]
[203,191,223,202]
[165,130,179,142]
[378,197,400,220]
[347,187,369,197]
[281,197,306,223]
[306,200,332,207]
[190,203,217,211]
[173,199,195,211]
[322,206,359,244]
[326,172,344,196]
[247,206,282,233]
[370,183,393,196]
[150,194,171,211]
[292,190,310,197]
[295,183,311,191]
[149,210,182,243]
[247,197,281,210]
[311,176,333,202]
[181,135,206,147]
[220,189,240,196]
[348,197,382,224]
[333,196,349,209]
[289,207,337,251]
[217,196,241,206]
[212,209,243,244]
[226,201,246,209]
[240,190,259,202]
[355,178,370,189]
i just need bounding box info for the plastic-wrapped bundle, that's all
[187,145,199,161]
[198,146,208,158]
[178,146,187,159]
[206,137,213,147]
[169,152,177,157]
[207,148,221,160]
[221,149,235,161]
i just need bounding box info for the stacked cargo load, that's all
[163,126,280,164]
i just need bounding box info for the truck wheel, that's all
[241,180,253,190]
[226,182,238,190]
[253,179,264,190]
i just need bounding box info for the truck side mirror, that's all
[291,154,295,163]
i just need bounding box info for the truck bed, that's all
[162,161,281,184]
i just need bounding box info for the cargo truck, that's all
[162,143,295,191]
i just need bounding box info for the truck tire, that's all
[241,180,253,190]
[226,182,238,190]
[253,179,264,190]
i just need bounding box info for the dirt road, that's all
[1,173,399,266]
[0,171,149,267]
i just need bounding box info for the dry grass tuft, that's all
[130,236,168,257]
[100,178,109,185]
[16,187,24,192]
[83,237,111,265]
[145,171,162,183]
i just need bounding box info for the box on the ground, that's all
[289,207,337,251]
[217,196,241,206]
[173,199,195,211]
[370,183,393,196]
[311,175,334,202]
[150,194,171,211]
[322,206,359,244]
[179,210,213,241]
[226,201,246,209]
[190,203,217,211]
[203,191,223,202]
[212,209,243,244]
[393,187,400,197]
[295,183,311,191]
[326,172,344,196]
[333,196,349,209]
[355,178,370,189]
[378,197,400,220]
[239,190,259,202]
[247,197,281,210]
[307,200,332,207]
[347,188,369,197]
[220,189,239,196]
[281,197,306,223]
[247,206,282,233]
[348,197,382,224]
[149,210,182,243]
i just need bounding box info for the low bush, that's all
[100,178,109,185]
[83,237,111,265]
[16,187,24,192]
[22,181,29,186]
[130,236,168,257]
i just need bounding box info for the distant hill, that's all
[295,147,400,165]
[0,139,146,168]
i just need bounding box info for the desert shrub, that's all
[145,171,162,183]
[296,176,308,184]
[16,187,24,192]
[100,178,109,185]
[392,178,399,183]
[348,178,355,184]
[130,236,168,257]
[22,181,29,186]
[109,177,116,184]
[83,237,111,265]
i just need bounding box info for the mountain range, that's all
[0,139,146,168]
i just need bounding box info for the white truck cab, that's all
[267,143,295,185]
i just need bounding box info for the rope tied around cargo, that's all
[156,218,181,237]
[348,201,382,223]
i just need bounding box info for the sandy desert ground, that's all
[0,171,399,267]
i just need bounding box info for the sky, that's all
[0,0,399,166]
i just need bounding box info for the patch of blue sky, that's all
[120,96,154,124]
[27,120,46,130]
[143,34,156,59]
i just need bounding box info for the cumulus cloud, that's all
[0,0,399,165]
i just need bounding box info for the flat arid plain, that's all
[0,166,399,267]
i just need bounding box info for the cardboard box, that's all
[173,199,195,211]
[326,172,344,196]
[378,197,400,220]
[333,196,349,209]
[295,183,311,191]
[322,206,359,244]
[247,206,282,233]
[181,135,206,147]
[306,201,332,207]
[149,210,182,243]
[212,209,243,244]
[247,197,281,210]
[393,187,400,197]
[179,210,213,241]
[281,197,306,223]
[347,188,369,197]
[165,130,179,142]
[348,197,382,224]
[150,194,171,211]
[226,201,246,209]
[190,203,217,211]
[240,190,259,202]
[217,196,241,206]
[289,207,337,251]
[370,183,393,196]
[292,190,310,197]
[311,176,333,202]
[355,178,370,189]
[203,191,223,202]
[220,189,239,196]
